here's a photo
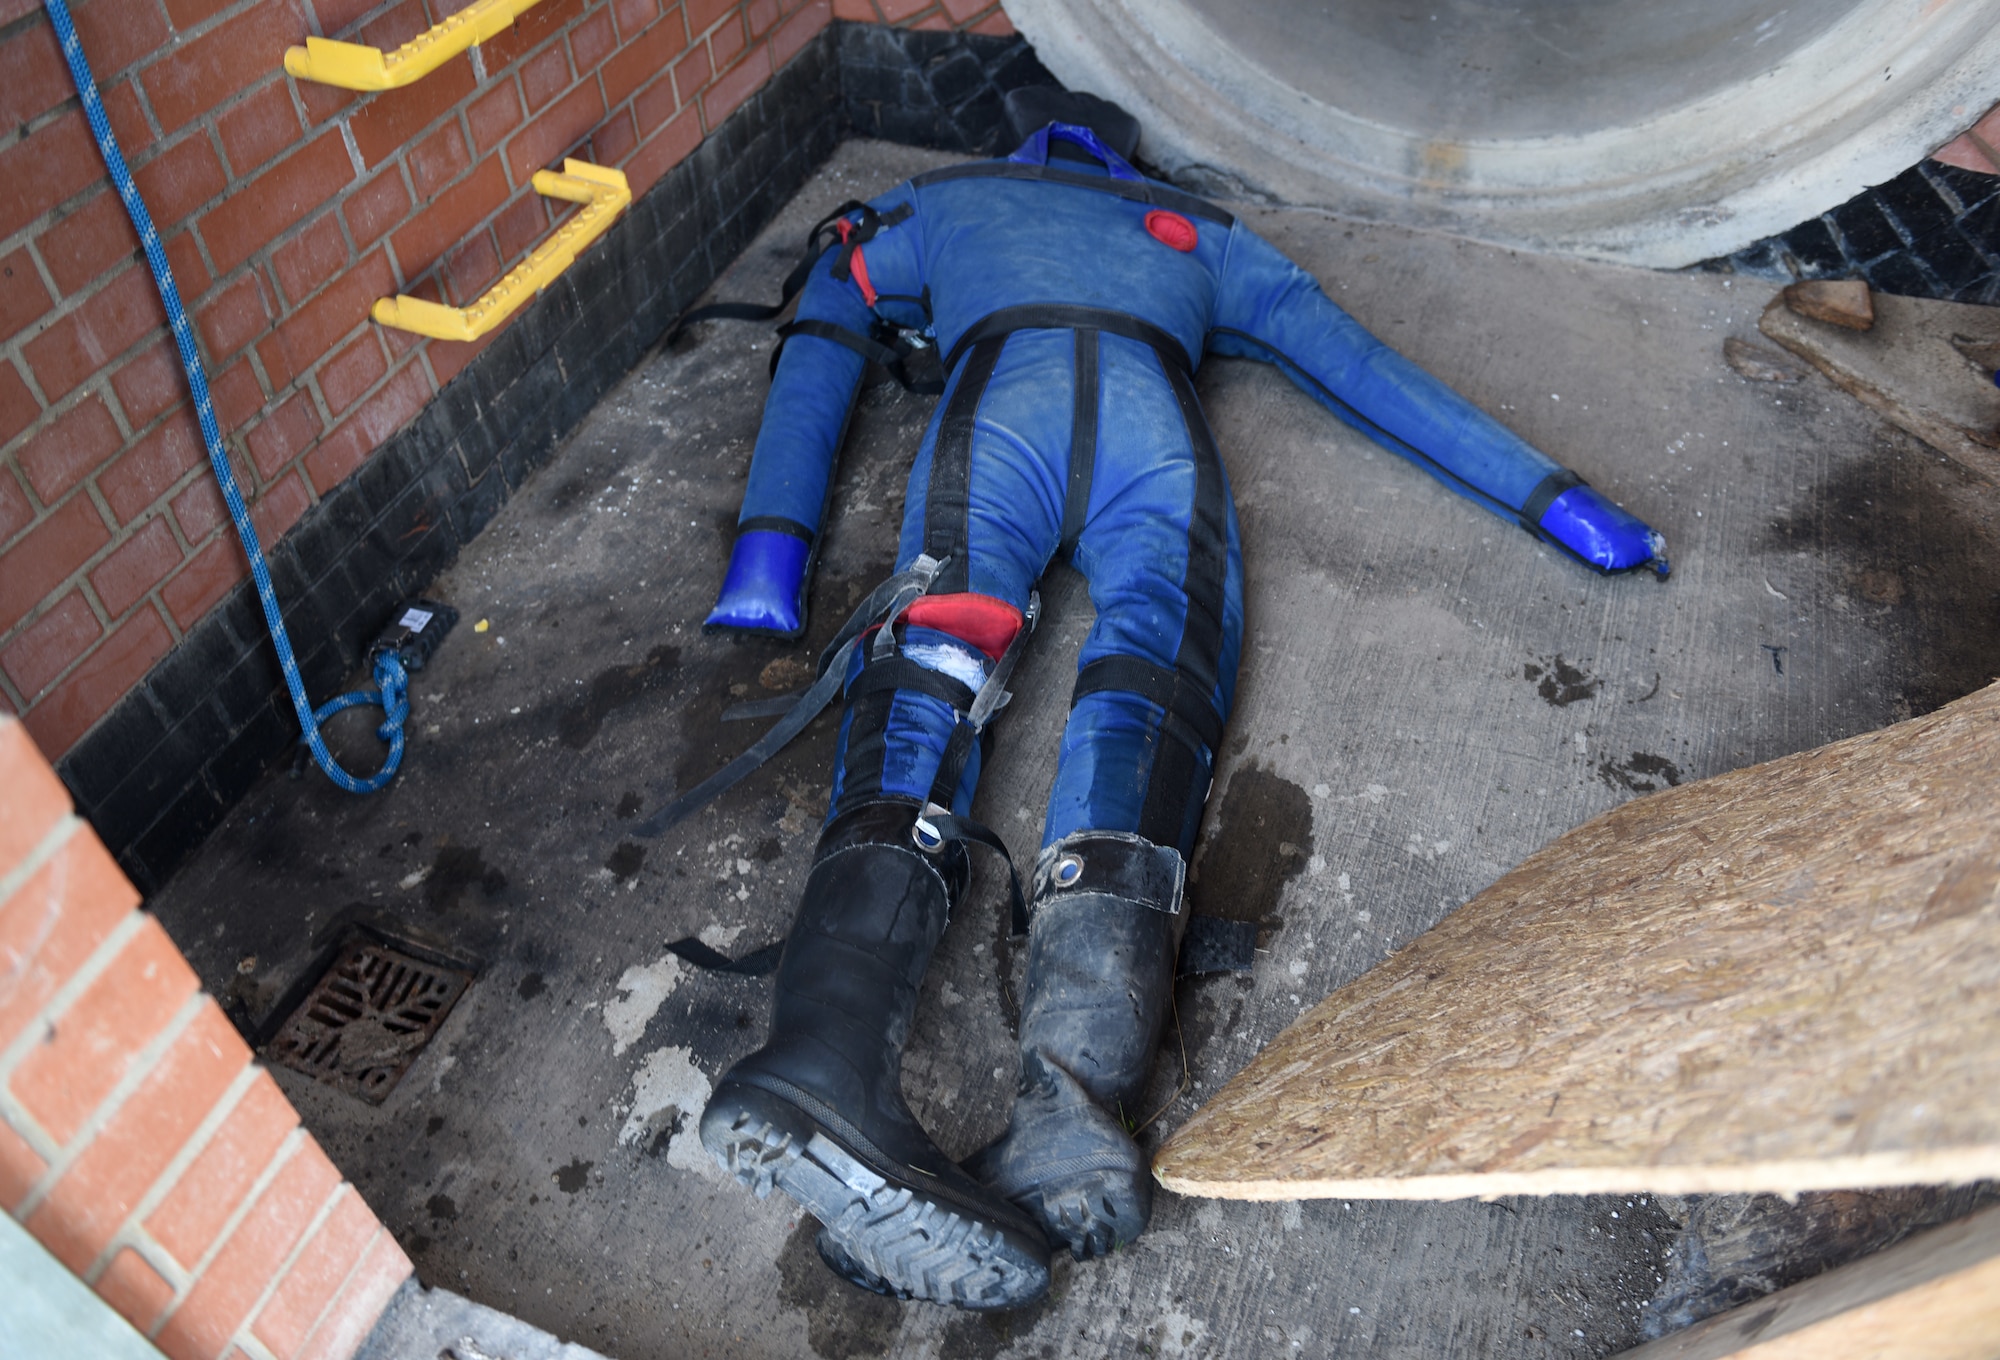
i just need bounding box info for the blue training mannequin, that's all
[695,118,1668,1310]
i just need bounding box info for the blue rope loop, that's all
[46,0,408,794]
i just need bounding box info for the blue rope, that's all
[46,0,408,793]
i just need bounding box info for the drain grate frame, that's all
[264,935,473,1103]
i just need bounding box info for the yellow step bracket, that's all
[284,0,543,90]
[371,160,630,344]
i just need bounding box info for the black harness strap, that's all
[737,514,813,541]
[665,200,945,391]
[846,655,979,712]
[666,200,872,337]
[1059,329,1100,560]
[1519,468,1585,531]
[922,592,1040,811]
[1071,655,1225,758]
[770,319,944,395]
[925,337,1003,595]
[633,554,949,838]
[943,303,1194,380]
[912,809,1030,935]
[666,935,785,976]
[908,160,1235,228]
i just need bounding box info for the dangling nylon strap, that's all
[914,592,1040,934]
[666,200,943,393]
[924,592,1040,811]
[632,554,947,838]
[915,809,1031,936]
[666,200,905,335]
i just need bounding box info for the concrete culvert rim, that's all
[1007,0,2000,267]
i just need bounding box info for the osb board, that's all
[1154,681,2000,1201]
[1613,1204,2000,1360]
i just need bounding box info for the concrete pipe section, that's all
[1006,0,2000,266]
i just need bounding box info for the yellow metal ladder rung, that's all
[284,0,544,91]
[371,160,631,344]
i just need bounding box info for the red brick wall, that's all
[0,713,413,1359]
[0,0,1012,769]
[1934,104,2000,175]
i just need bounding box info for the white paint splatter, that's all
[602,955,686,1056]
[618,1045,718,1177]
[1362,784,1390,804]
[698,923,744,950]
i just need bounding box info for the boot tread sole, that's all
[702,1090,1049,1311]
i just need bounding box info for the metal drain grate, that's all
[265,939,472,1103]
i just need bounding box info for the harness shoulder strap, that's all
[908,160,1235,228]
[664,200,914,344]
[943,303,1193,379]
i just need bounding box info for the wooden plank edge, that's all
[1152,1145,2000,1203]
[1610,1203,2000,1360]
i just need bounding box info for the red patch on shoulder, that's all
[1144,210,1198,253]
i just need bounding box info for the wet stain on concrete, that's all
[938,1285,1055,1359]
[1189,765,1314,943]
[670,656,842,808]
[1597,752,1683,794]
[424,844,508,912]
[553,1159,593,1194]
[1178,980,1248,1064]
[517,972,546,1000]
[775,1217,905,1360]
[1766,443,2000,717]
[557,645,681,749]
[425,1116,445,1136]
[605,842,646,879]
[1524,656,1601,706]
[615,790,643,817]
[426,1193,457,1221]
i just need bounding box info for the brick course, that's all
[2,0,1032,891]
[0,713,412,1357]
[1706,108,2000,304]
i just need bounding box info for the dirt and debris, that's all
[1762,289,2000,483]
[142,141,2000,1358]
[1722,337,1806,385]
[1781,278,1874,331]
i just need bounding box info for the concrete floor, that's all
[148,140,2000,1359]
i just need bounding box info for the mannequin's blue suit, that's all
[697,123,1667,1309]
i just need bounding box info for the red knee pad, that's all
[905,593,1023,659]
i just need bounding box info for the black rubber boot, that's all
[699,802,1051,1311]
[967,830,1185,1260]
